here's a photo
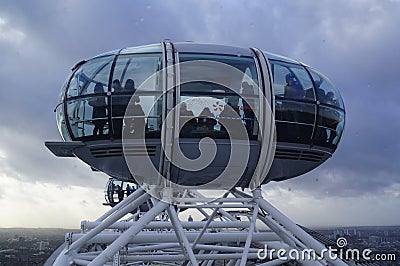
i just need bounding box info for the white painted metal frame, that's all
[50,187,349,266]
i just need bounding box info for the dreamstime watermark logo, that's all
[121,59,276,202]
[336,237,347,248]
[257,237,397,263]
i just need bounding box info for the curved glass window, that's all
[178,53,259,140]
[65,52,163,140]
[308,68,344,109]
[270,61,316,144]
[314,106,345,149]
[56,104,71,141]
[275,100,315,144]
[67,95,109,139]
[270,61,315,101]
[67,56,113,97]
[111,53,163,139]
[111,54,162,92]
[57,74,72,106]
[120,44,163,55]
[56,75,72,140]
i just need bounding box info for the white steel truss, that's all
[49,187,350,266]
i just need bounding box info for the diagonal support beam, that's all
[88,200,169,266]
[167,205,199,266]
[67,191,150,253]
[240,202,259,266]
[253,188,348,266]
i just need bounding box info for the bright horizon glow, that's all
[0,175,109,228]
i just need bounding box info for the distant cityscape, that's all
[0,228,75,266]
[315,226,400,265]
[0,226,398,265]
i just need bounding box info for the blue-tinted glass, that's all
[314,106,345,148]
[178,53,260,140]
[111,95,163,139]
[308,68,344,109]
[275,100,315,144]
[111,54,162,92]
[67,96,109,139]
[119,44,163,55]
[67,56,113,97]
[56,104,71,141]
[271,61,315,100]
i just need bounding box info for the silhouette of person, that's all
[199,107,216,130]
[112,79,123,92]
[116,185,124,202]
[126,184,132,197]
[284,73,304,99]
[111,79,125,138]
[124,79,135,92]
[241,81,254,95]
[315,80,327,103]
[180,102,194,117]
[284,73,304,141]
[179,102,196,137]
[219,102,242,139]
[88,83,107,135]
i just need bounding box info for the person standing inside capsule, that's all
[89,82,107,135]
[111,79,124,138]
[284,73,304,99]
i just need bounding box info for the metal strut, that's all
[48,187,349,266]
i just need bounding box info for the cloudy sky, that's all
[0,0,399,228]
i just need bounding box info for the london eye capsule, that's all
[46,41,345,190]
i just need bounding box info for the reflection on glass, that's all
[112,95,163,139]
[89,83,107,136]
[179,94,258,140]
[271,61,315,100]
[314,106,345,148]
[275,100,316,144]
[67,56,113,97]
[178,53,260,140]
[308,68,344,108]
[56,104,70,141]
[120,44,163,55]
[112,54,162,92]
[67,96,109,139]
[179,53,259,95]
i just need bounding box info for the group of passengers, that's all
[88,79,145,138]
[284,73,339,107]
[179,100,256,139]
[281,73,341,145]
[112,183,136,203]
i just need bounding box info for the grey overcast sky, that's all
[0,0,399,228]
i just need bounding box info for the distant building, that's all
[37,241,49,251]
[368,235,381,243]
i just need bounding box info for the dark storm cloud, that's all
[0,0,399,199]
[0,0,191,186]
